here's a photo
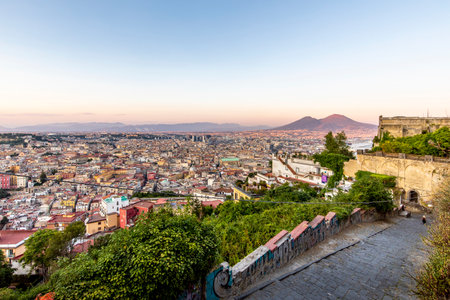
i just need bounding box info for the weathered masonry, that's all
[378,115,450,138]
[205,208,390,299]
[344,151,450,205]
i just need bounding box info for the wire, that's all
[231,199,393,205]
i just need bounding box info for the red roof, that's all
[48,212,86,224]
[72,240,94,253]
[265,230,289,252]
[290,221,309,240]
[309,215,325,228]
[134,202,154,210]
[201,200,223,209]
[352,208,361,214]
[277,176,318,187]
[0,230,35,246]
[155,198,167,205]
[325,211,336,221]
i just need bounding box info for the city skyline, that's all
[1,1,449,127]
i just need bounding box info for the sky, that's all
[0,0,449,127]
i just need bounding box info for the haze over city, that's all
[0,0,449,127]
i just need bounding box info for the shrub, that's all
[415,179,450,298]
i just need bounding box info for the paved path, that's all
[242,215,429,300]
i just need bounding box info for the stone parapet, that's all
[204,208,386,299]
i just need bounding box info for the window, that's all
[98,227,101,231]
[98,222,101,225]
[8,249,14,258]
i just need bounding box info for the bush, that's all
[348,176,393,213]
[0,282,51,300]
[355,171,396,189]
[415,179,450,298]
[376,127,450,157]
[205,200,356,265]
[50,209,218,299]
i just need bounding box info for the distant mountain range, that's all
[0,114,376,133]
[0,122,269,133]
[273,114,377,132]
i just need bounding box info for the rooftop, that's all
[0,230,35,246]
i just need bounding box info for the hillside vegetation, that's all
[415,179,450,298]
[373,127,450,157]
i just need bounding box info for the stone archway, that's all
[408,190,419,203]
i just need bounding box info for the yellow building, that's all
[0,230,35,263]
[60,196,77,208]
[106,213,119,228]
[233,186,256,201]
[85,215,106,235]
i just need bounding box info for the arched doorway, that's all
[408,190,419,203]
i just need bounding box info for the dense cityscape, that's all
[1,1,449,299]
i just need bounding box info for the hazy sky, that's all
[0,1,449,127]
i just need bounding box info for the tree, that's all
[313,152,349,187]
[264,183,314,203]
[21,229,59,280]
[186,196,202,219]
[347,176,393,213]
[39,171,47,184]
[50,209,218,300]
[324,131,354,159]
[0,189,10,199]
[0,251,13,288]
[21,222,86,280]
[313,131,354,187]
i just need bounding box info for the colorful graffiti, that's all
[205,208,368,299]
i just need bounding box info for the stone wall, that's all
[344,152,449,205]
[377,115,450,138]
[205,208,384,299]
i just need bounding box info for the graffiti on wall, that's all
[204,209,366,299]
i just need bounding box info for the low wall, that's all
[205,208,389,299]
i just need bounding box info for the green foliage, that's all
[377,127,450,157]
[263,183,317,203]
[0,281,51,300]
[324,131,354,159]
[0,251,13,288]
[186,196,202,219]
[313,131,354,187]
[39,171,47,184]
[415,179,450,298]
[347,176,393,213]
[0,189,10,199]
[355,171,396,188]
[21,229,59,280]
[50,209,218,300]
[21,222,86,280]
[205,200,356,265]
[313,152,349,187]
[235,180,244,188]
